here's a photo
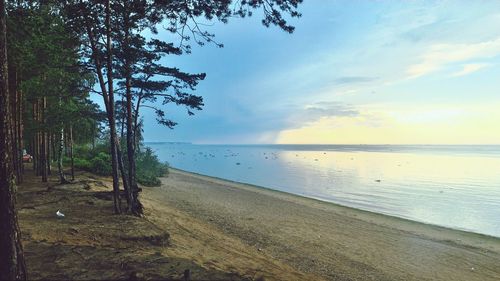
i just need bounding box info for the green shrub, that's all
[136,147,169,187]
[74,143,110,160]
[90,152,112,176]
[73,157,91,170]
[136,174,162,186]
[69,143,167,185]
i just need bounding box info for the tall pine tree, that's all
[0,0,27,279]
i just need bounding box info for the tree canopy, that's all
[0,0,302,277]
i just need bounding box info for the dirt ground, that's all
[17,168,315,281]
[17,167,500,280]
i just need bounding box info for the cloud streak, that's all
[283,102,360,129]
[407,38,500,78]
[334,76,378,85]
[450,63,490,77]
[305,102,359,119]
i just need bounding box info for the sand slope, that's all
[17,167,500,280]
[17,169,315,280]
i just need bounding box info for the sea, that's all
[146,143,500,238]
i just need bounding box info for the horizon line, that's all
[143,142,500,146]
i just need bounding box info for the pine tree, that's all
[61,0,302,214]
[0,0,27,279]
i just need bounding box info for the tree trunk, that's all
[47,131,51,176]
[106,0,121,214]
[35,102,39,175]
[84,8,122,214]
[64,129,69,158]
[116,143,130,205]
[0,1,27,278]
[8,65,19,183]
[133,97,142,154]
[51,133,56,162]
[124,8,142,215]
[35,99,42,177]
[69,124,74,181]
[40,97,47,183]
[17,88,23,181]
[57,124,69,184]
[120,95,125,140]
[31,101,37,173]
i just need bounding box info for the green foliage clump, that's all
[74,144,109,160]
[136,147,169,187]
[71,144,168,185]
[72,157,91,170]
[90,152,112,176]
[68,144,113,176]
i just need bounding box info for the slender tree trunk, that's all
[116,143,130,205]
[84,9,122,214]
[69,124,74,181]
[57,124,68,184]
[37,99,43,177]
[133,97,142,154]
[123,9,141,215]
[31,134,36,172]
[64,130,69,158]
[106,0,121,214]
[32,101,37,173]
[41,97,47,183]
[47,131,51,176]
[51,133,56,162]
[35,100,41,176]
[8,65,19,183]
[17,88,23,181]
[0,1,27,278]
[120,95,125,140]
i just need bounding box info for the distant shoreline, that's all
[146,142,500,146]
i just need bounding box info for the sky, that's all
[98,0,500,144]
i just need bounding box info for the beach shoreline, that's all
[147,168,500,280]
[167,167,500,241]
[18,167,500,280]
[150,143,500,239]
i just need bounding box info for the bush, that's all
[136,174,162,187]
[70,144,113,176]
[73,157,91,170]
[136,147,169,187]
[70,143,167,186]
[90,152,112,176]
[74,143,109,160]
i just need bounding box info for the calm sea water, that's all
[146,143,500,238]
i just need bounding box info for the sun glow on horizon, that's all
[275,103,500,145]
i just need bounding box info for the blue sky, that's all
[96,1,500,144]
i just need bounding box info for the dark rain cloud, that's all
[304,101,359,120]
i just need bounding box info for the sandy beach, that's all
[18,167,500,280]
[147,169,500,281]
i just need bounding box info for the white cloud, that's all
[450,63,491,77]
[407,38,500,78]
